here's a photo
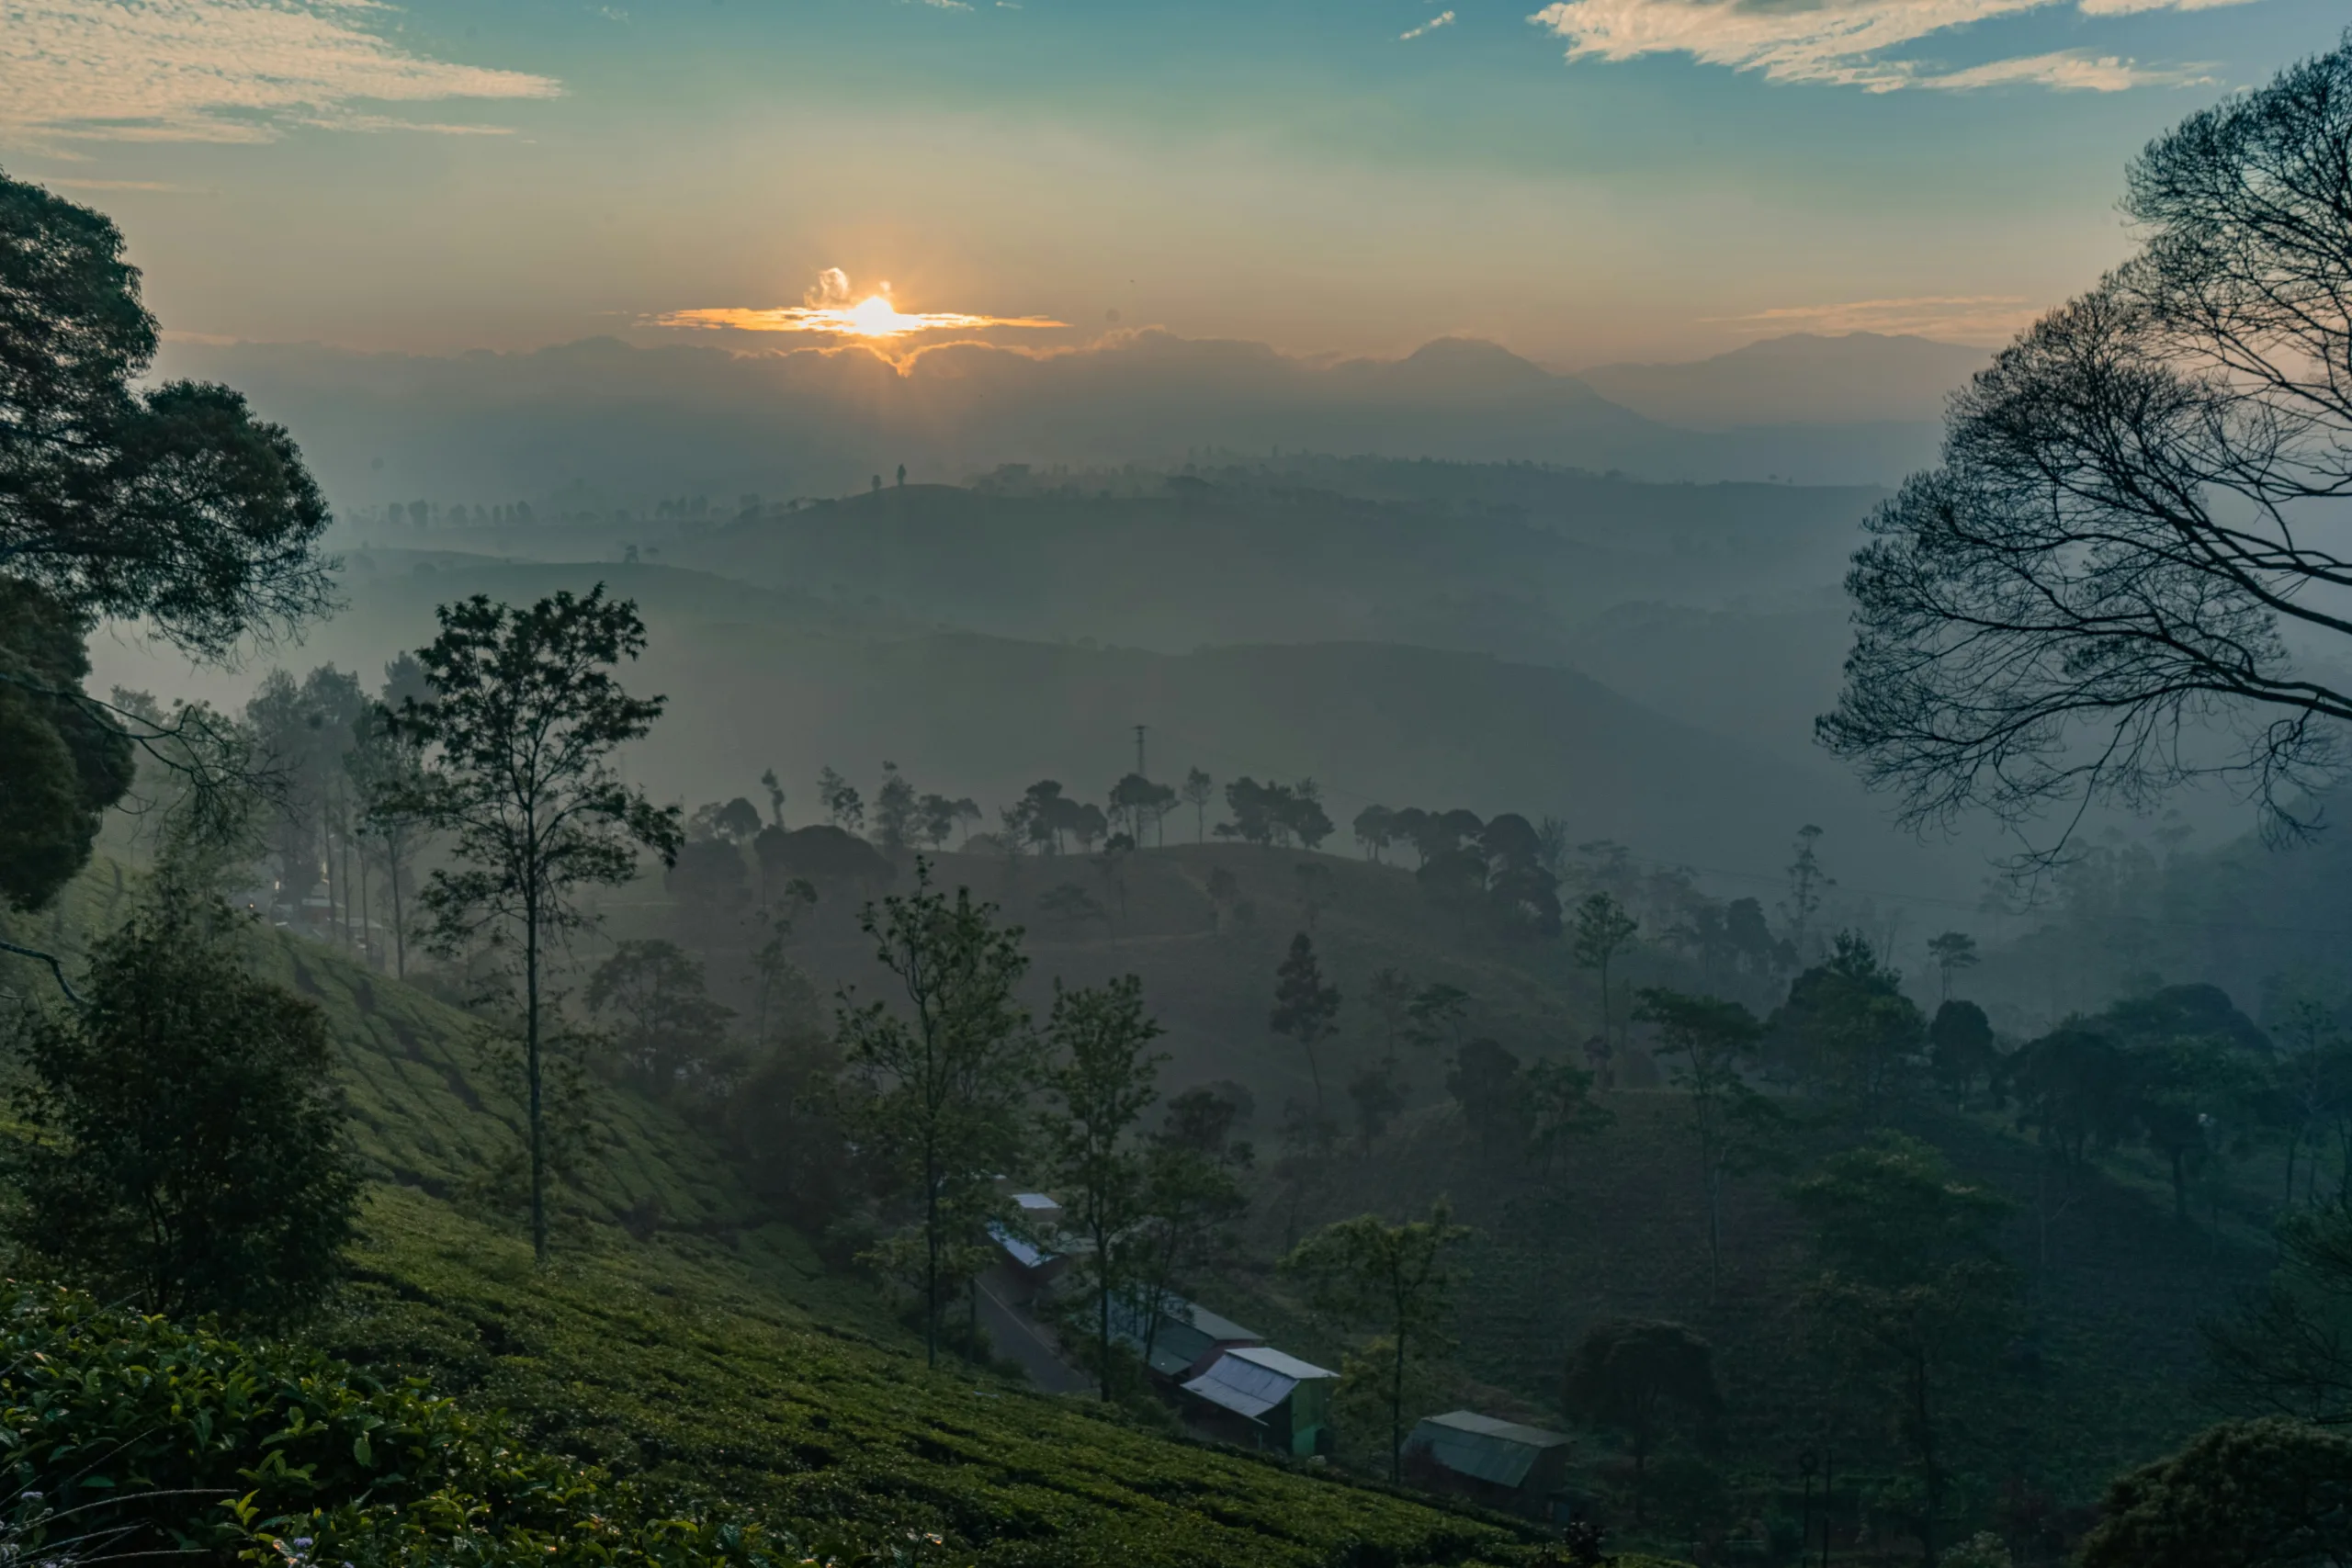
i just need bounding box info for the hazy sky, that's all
[6,0,2344,365]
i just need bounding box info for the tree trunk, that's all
[1390,1326,1406,1480]
[526,886,548,1264]
[1912,1347,1939,1567]
[1705,1156,1724,1304]
[924,1155,941,1368]
[390,835,408,978]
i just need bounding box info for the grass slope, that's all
[3,863,1612,1568]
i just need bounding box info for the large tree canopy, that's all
[0,171,332,910]
[1820,38,2352,848]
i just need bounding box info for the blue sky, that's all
[6,0,2344,364]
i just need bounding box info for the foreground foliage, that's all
[0,1280,882,1568]
[7,887,361,1325]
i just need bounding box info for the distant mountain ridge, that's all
[157,328,1957,504]
[1579,332,1991,430]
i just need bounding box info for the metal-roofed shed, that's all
[1403,1410,1574,1515]
[1178,1345,1337,1456]
[1105,1292,1263,1380]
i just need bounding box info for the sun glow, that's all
[651,269,1066,342]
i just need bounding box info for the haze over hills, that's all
[1577,332,1992,430]
[156,328,1973,507]
[88,545,1975,898]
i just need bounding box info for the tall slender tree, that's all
[387,586,682,1263]
[1039,975,1167,1400]
[1573,892,1640,1061]
[1635,987,1782,1302]
[1271,931,1341,1112]
[835,862,1038,1365]
[1182,768,1215,842]
[1283,1201,1471,1481]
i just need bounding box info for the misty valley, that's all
[12,17,2352,1568]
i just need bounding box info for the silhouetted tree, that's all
[1637,987,1781,1301]
[6,881,360,1325]
[1039,975,1166,1401]
[1773,932,1923,1126]
[1526,1056,1611,1176]
[1562,1320,1723,1524]
[1573,892,1640,1061]
[1283,1201,1470,1481]
[1,173,332,915]
[817,766,864,832]
[586,938,735,1097]
[834,863,1036,1366]
[1926,931,1980,1003]
[2080,1419,2352,1568]
[873,761,918,853]
[1928,999,1998,1109]
[1821,41,2352,851]
[1448,1038,1528,1152]
[1182,767,1215,842]
[1792,1134,2018,1565]
[1271,932,1341,1111]
[385,587,682,1262]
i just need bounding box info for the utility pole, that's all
[1134,723,1148,779]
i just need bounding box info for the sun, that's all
[845,295,909,336]
[648,270,1069,346]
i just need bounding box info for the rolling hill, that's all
[0,862,1609,1568]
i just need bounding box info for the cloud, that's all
[650,268,1068,356]
[1401,10,1457,39]
[2076,0,2256,13]
[1,1,562,147]
[1917,50,2211,90]
[808,267,855,308]
[1704,294,2043,343]
[1525,0,2232,92]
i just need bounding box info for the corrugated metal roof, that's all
[1223,1345,1336,1381]
[986,1221,1054,1269]
[1012,1192,1061,1213]
[1182,1352,1298,1420]
[1106,1292,1264,1376]
[1406,1411,1572,1491]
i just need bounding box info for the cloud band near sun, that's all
[651,270,1067,340]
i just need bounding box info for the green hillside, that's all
[0,866,1611,1568]
[5,840,2257,1558]
[613,842,2257,1527]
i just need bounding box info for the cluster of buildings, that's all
[984,1188,1575,1517]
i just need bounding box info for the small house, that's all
[1402,1410,1574,1516]
[1106,1291,1264,1381]
[1179,1345,1338,1456]
[985,1191,1067,1301]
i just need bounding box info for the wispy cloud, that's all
[1705,294,2043,343]
[1526,0,2240,93]
[1401,11,1457,40]
[1,1,561,147]
[1918,50,2211,90]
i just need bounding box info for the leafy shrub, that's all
[0,1282,890,1568]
